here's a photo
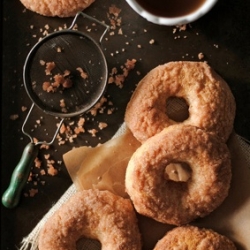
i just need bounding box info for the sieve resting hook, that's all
[2,103,64,208]
[69,11,110,44]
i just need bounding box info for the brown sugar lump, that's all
[125,61,236,143]
[153,225,236,250]
[38,189,142,249]
[20,0,95,17]
[125,125,232,226]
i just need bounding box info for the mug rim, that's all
[125,0,218,25]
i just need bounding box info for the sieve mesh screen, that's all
[24,31,107,117]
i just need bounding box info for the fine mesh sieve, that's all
[2,12,110,208]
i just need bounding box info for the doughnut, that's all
[38,189,142,249]
[125,61,236,143]
[19,0,95,17]
[153,225,237,249]
[125,124,232,226]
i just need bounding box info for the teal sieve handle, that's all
[2,142,39,208]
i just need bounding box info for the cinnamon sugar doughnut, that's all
[125,61,236,143]
[153,225,236,250]
[125,125,232,226]
[19,0,95,17]
[38,189,141,250]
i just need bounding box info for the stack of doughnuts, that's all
[125,61,235,223]
[38,61,237,249]
[124,61,236,248]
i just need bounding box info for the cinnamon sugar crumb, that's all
[88,129,98,137]
[40,169,46,175]
[88,97,107,116]
[149,39,155,44]
[43,72,73,93]
[10,114,19,120]
[98,122,108,130]
[44,154,50,160]
[47,164,58,176]
[74,117,85,134]
[29,188,38,197]
[198,53,204,60]
[45,62,56,75]
[40,144,49,150]
[21,106,27,112]
[39,60,46,66]
[107,5,122,32]
[59,123,68,135]
[108,59,136,88]
[76,67,88,79]
[34,157,42,168]
[109,5,121,16]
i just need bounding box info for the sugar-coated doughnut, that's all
[125,61,236,143]
[38,189,142,250]
[125,124,232,226]
[19,0,95,17]
[153,225,237,249]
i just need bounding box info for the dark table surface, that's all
[1,0,250,249]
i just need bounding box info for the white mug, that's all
[125,0,218,26]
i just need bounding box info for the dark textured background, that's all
[2,0,250,249]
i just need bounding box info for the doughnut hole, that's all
[77,238,101,249]
[164,162,192,182]
[166,97,189,122]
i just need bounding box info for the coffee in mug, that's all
[126,0,218,26]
